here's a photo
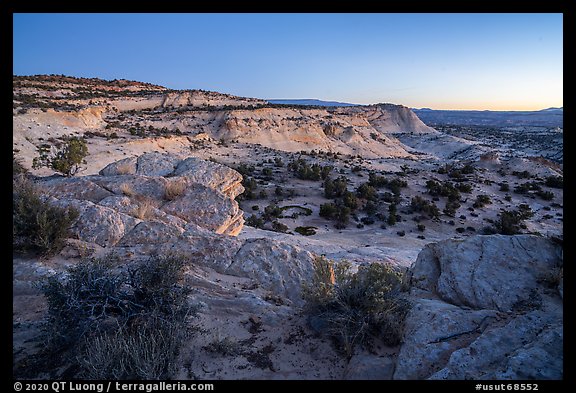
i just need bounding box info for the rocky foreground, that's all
[13,153,563,380]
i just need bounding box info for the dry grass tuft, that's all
[115,161,134,175]
[119,183,135,197]
[131,197,155,220]
[164,180,187,201]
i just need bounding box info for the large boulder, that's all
[394,235,563,380]
[408,235,562,312]
[160,183,244,236]
[51,198,140,247]
[38,176,113,203]
[226,238,315,305]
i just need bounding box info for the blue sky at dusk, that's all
[13,13,563,110]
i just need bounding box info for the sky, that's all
[13,13,563,111]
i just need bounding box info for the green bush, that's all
[356,183,378,201]
[410,196,440,219]
[473,194,492,208]
[324,176,348,199]
[544,176,563,189]
[288,158,332,181]
[271,220,288,233]
[39,254,196,379]
[368,172,388,188]
[387,204,398,225]
[32,137,88,176]
[295,226,317,236]
[245,214,264,228]
[443,200,461,217]
[536,190,554,201]
[303,257,410,357]
[13,176,78,256]
[320,202,338,219]
[493,205,534,235]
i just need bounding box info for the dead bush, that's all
[38,254,196,379]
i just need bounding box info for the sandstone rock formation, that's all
[394,235,563,380]
[36,153,314,304]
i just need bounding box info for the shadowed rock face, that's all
[394,235,563,380]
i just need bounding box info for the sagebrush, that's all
[39,254,196,379]
[13,176,78,256]
[303,256,410,357]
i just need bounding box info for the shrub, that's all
[386,178,407,195]
[363,200,378,216]
[443,200,461,217]
[245,214,264,228]
[456,183,473,193]
[356,183,378,201]
[417,224,426,232]
[13,176,78,256]
[302,257,410,357]
[205,336,241,356]
[368,172,388,188]
[514,181,541,194]
[295,226,317,236]
[360,217,375,225]
[536,190,554,201]
[335,207,351,229]
[499,183,510,192]
[426,180,461,201]
[513,170,532,179]
[342,191,359,210]
[473,194,492,208]
[288,158,332,181]
[32,137,88,176]
[387,204,397,226]
[271,220,288,233]
[544,176,563,189]
[79,317,186,379]
[40,254,195,379]
[237,176,258,200]
[263,203,283,220]
[319,202,338,219]
[13,154,28,176]
[493,205,533,235]
[324,176,348,199]
[410,196,440,220]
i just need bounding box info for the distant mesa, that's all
[413,107,563,128]
[539,107,563,112]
